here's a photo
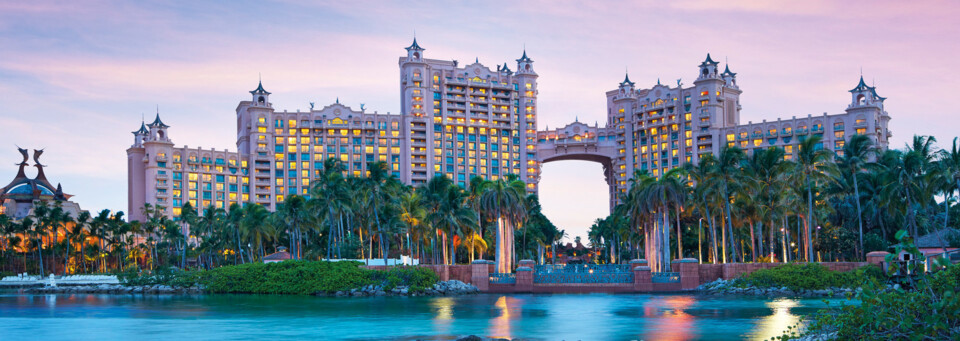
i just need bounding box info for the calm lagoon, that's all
[0,293,848,340]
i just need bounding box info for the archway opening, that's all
[537,160,611,246]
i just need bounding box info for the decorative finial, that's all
[336,97,339,104]
[309,102,315,110]
[475,57,479,64]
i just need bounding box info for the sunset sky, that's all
[1,0,958,241]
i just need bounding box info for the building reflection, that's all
[754,299,800,340]
[640,295,695,340]
[488,295,518,339]
[431,296,455,334]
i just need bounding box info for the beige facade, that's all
[127,40,538,221]
[127,45,892,221]
[537,54,890,206]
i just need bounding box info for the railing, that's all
[489,273,516,284]
[651,272,680,283]
[533,264,633,284]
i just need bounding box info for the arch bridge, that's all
[536,120,621,209]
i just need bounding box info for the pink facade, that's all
[127,41,892,221]
[126,39,539,221]
[537,55,891,208]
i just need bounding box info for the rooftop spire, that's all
[250,78,271,95]
[700,53,719,66]
[516,49,532,63]
[722,64,736,76]
[620,72,635,86]
[406,37,424,51]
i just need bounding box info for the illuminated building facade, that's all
[127,43,892,220]
[537,54,891,207]
[127,39,538,221]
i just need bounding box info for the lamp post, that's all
[698,218,704,264]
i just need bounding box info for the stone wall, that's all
[368,259,876,293]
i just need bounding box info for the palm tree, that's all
[714,146,747,263]
[468,176,488,258]
[365,161,402,265]
[836,134,875,259]
[64,211,89,274]
[309,158,349,260]
[686,156,720,263]
[794,135,833,261]
[937,137,960,249]
[479,176,527,273]
[241,203,272,262]
[399,190,426,260]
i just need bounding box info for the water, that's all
[0,293,850,340]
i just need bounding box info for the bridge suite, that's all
[536,120,621,209]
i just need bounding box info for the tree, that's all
[837,134,875,259]
[794,135,833,261]
[479,176,527,273]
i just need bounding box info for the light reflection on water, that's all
[0,292,846,340]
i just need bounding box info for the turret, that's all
[617,72,636,98]
[696,53,720,81]
[405,37,424,62]
[250,80,271,107]
[147,112,171,143]
[721,64,738,89]
[132,120,149,147]
[516,49,536,75]
[849,76,885,109]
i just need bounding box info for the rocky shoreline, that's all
[697,279,862,298]
[20,280,479,297]
[25,284,204,295]
[324,280,479,297]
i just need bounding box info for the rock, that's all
[456,336,483,341]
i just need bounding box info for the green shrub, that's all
[117,267,203,288]
[775,230,960,340]
[735,263,885,290]
[198,261,439,295]
[370,266,439,292]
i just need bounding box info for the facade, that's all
[537,54,891,206]
[127,40,892,221]
[127,39,538,221]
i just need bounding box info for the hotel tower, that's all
[127,40,891,221]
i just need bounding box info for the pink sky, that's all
[1,0,958,241]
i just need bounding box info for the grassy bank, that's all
[733,263,885,291]
[119,261,438,295]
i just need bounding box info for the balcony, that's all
[155,155,168,162]
[155,173,168,179]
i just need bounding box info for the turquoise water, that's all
[0,293,848,340]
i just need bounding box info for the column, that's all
[471,259,490,292]
[631,259,651,292]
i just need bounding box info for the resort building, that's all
[536,54,891,207]
[127,39,892,220]
[1,148,85,219]
[126,39,539,221]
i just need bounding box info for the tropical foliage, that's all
[0,159,560,275]
[589,134,960,269]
